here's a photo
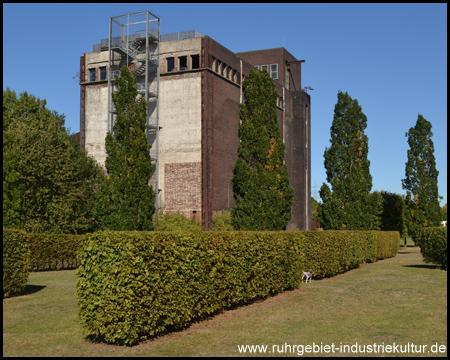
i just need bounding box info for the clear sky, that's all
[3,3,447,206]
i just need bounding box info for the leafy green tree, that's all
[319,91,376,230]
[311,197,321,224]
[231,68,294,230]
[3,88,103,233]
[94,66,155,231]
[372,191,407,236]
[441,203,447,222]
[152,210,202,232]
[311,197,323,229]
[402,114,441,243]
[370,191,384,231]
[212,210,234,231]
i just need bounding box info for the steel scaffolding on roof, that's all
[107,10,161,208]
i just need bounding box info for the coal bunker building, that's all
[77,11,311,230]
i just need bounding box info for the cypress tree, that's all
[231,68,294,230]
[94,66,155,230]
[319,91,376,230]
[402,114,441,243]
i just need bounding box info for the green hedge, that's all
[3,229,31,298]
[28,233,84,271]
[419,227,447,269]
[299,231,399,279]
[76,230,399,345]
[77,231,302,345]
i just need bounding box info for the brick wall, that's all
[164,162,202,212]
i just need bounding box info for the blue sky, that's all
[3,3,447,206]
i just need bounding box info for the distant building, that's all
[78,24,311,230]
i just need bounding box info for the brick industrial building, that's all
[78,11,311,230]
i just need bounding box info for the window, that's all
[167,57,175,72]
[191,54,200,69]
[270,64,278,79]
[89,68,96,82]
[254,65,260,70]
[261,64,269,73]
[100,67,107,81]
[179,56,187,71]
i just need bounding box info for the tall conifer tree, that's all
[94,66,155,230]
[402,114,441,243]
[231,68,294,230]
[319,91,376,229]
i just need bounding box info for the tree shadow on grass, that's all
[21,284,46,296]
[4,285,46,299]
[403,264,444,270]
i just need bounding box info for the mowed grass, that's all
[3,247,447,357]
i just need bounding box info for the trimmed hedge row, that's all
[76,230,399,345]
[28,233,84,271]
[419,227,447,269]
[3,229,30,298]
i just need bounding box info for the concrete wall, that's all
[84,84,108,166]
[82,50,109,167]
[159,73,202,216]
[158,38,203,218]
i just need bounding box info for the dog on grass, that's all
[302,270,313,283]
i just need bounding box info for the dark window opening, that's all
[191,54,200,69]
[89,68,96,82]
[167,57,175,72]
[100,67,107,81]
[179,56,187,71]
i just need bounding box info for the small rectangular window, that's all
[89,68,96,82]
[270,64,278,79]
[191,54,200,69]
[261,64,269,73]
[167,57,175,72]
[254,65,260,70]
[100,67,107,81]
[179,56,187,71]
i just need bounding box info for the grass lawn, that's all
[3,247,447,357]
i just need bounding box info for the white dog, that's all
[302,270,313,283]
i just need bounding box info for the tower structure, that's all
[79,26,311,230]
[108,11,161,206]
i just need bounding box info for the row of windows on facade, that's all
[86,59,287,103]
[87,59,285,88]
[165,54,242,85]
[254,64,279,80]
[88,67,107,82]
[254,64,290,91]
[166,55,284,108]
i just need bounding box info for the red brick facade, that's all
[164,162,202,212]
